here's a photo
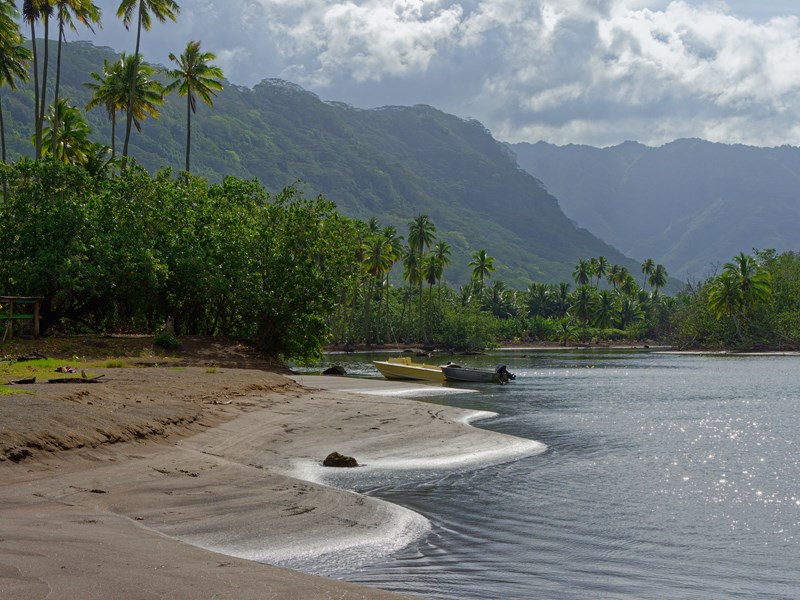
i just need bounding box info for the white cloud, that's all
[79,0,800,146]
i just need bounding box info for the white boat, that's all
[441,363,515,384]
[373,356,445,382]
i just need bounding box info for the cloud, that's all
[80,0,800,146]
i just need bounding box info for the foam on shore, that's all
[182,495,432,576]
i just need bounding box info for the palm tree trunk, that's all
[110,112,116,159]
[53,17,64,156]
[185,94,192,172]
[122,6,144,166]
[38,13,50,156]
[30,20,41,159]
[0,93,6,163]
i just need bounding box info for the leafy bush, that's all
[154,332,182,350]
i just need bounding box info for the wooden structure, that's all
[1,296,43,342]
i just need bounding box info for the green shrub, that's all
[154,332,182,350]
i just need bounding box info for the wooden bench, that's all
[1,296,43,342]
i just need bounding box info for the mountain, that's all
[2,41,639,287]
[511,139,800,281]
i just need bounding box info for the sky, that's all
[66,1,800,147]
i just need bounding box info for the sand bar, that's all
[1,367,544,599]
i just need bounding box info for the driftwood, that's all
[8,377,36,385]
[15,351,47,362]
[47,374,105,384]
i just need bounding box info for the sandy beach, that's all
[1,360,544,599]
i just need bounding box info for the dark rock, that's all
[322,365,347,376]
[323,451,359,468]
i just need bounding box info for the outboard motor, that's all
[497,365,516,381]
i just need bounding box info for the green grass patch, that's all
[103,358,129,368]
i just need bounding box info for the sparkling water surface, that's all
[292,350,800,599]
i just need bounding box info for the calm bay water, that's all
[293,350,800,599]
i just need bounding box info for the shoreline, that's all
[1,368,544,598]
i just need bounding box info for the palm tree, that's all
[573,258,591,286]
[22,0,52,160]
[593,289,616,329]
[570,285,595,340]
[93,53,163,151]
[726,252,771,312]
[116,0,180,165]
[164,40,223,173]
[53,0,101,152]
[648,263,668,295]
[469,249,495,292]
[641,258,655,289]
[423,253,439,337]
[708,271,743,339]
[0,3,31,163]
[40,97,92,164]
[555,282,571,317]
[483,280,514,319]
[432,240,451,298]
[617,297,644,330]
[708,252,772,341]
[407,214,435,341]
[595,256,609,287]
[85,57,126,157]
[401,244,420,340]
[362,235,394,345]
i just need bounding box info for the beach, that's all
[1,363,544,599]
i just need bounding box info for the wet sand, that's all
[1,368,544,599]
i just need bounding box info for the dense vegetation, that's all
[0,159,359,361]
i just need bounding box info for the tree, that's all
[648,263,668,295]
[432,240,451,298]
[111,54,164,146]
[53,1,101,153]
[573,258,591,286]
[23,0,51,158]
[164,40,223,173]
[116,0,180,165]
[595,255,609,287]
[362,233,394,345]
[469,249,495,292]
[85,57,126,157]
[593,289,616,329]
[641,258,655,289]
[708,252,772,341]
[407,214,435,341]
[40,97,93,164]
[0,2,31,163]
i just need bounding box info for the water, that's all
[293,350,800,599]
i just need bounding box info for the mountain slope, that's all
[2,41,638,286]
[512,139,800,280]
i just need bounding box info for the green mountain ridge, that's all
[2,40,639,287]
[511,138,800,281]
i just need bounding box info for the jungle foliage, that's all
[0,159,359,361]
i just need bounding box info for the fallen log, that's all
[8,377,36,385]
[47,374,105,384]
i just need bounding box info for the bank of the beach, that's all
[1,362,543,599]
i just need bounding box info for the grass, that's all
[0,357,100,394]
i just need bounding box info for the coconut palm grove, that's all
[1,1,800,360]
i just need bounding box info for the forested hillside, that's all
[2,40,638,286]
[512,139,800,281]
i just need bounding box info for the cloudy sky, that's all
[72,1,800,147]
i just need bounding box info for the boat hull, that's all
[441,364,513,384]
[373,357,445,382]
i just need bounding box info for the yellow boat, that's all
[373,356,445,382]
